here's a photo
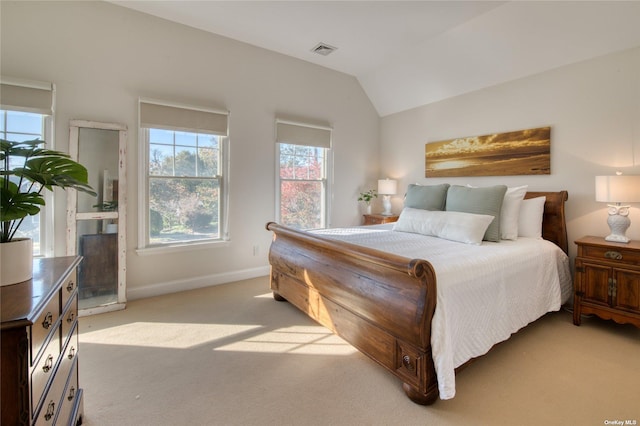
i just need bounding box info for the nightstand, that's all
[362,214,399,226]
[573,236,640,329]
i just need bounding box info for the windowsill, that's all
[135,239,231,256]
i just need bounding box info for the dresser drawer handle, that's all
[67,280,75,292]
[42,312,53,329]
[68,386,76,401]
[44,400,55,421]
[68,346,76,359]
[67,312,75,323]
[42,354,54,373]
[605,251,623,260]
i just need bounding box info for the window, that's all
[276,121,332,229]
[1,78,55,256]
[138,100,229,251]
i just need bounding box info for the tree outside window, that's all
[278,143,327,229]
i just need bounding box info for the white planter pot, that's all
[0,238,33,286]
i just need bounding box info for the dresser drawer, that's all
[61,293,78,347]
[60,323,79,381]
[31,325,61,416]
[579,244,640,266]
[56,357,79,425]
[31,293,61,365]
[33,350,69,426]
[61,270,78,310]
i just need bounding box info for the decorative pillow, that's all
[393,208,494,245]
[445,185,507,242]
[466,184,528,240]
[518,196,546,238]
[500,185,528,240]
[404,183,449,211]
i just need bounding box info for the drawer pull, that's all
[44,400,55,421]
[605,251,623,260]
[42,354,54,373]
[68,346,76,359]
[67,280,75,292]
[68,386,76,401]
[67,312,75,323]
[42,312,53,329]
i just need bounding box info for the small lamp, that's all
[595,174,640,243]
[378,179,397,216]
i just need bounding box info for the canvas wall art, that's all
[425,126,550,177]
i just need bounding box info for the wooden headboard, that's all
[524,191,569,254]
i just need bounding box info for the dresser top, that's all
[1,256,81,329]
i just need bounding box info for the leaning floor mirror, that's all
[67,120,127,316]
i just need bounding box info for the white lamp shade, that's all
[595,175,640,203]
[378,179,397,195]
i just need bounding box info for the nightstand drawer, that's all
[580,244,640,266]
[363,214,399,225]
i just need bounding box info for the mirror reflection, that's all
[76,219,118,310]
[77,128,119,215]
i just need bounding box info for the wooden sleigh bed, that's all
[266,191,569,405]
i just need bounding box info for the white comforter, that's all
[313,224,572,400]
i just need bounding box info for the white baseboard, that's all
[126,266,270,301]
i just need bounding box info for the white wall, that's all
[1,1,380,298]
[381,47,640,259]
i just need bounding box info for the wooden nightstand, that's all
[573,236,640,329]
[362,214,399,226]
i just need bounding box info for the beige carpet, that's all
[78,276,639,426]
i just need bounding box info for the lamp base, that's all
[605,207,631,244]
[381,195,392,216]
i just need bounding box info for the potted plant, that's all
[1,138,96,286]
[358,189,378,214]
[93,201,118,233]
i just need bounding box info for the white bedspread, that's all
[313,224,572,400]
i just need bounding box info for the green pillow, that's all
[445,185,507,242]
[404,184,449,211]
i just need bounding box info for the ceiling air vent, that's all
[311,43,337,56]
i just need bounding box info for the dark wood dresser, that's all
[1,256,84,425]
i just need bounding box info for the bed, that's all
[266,190,570,405]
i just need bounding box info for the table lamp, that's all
[378,179,397,216]
[595,174,640,243]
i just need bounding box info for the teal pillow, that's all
[445,185,507,242]
[404,184,450,211]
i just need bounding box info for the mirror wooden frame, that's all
[66,119,127,316]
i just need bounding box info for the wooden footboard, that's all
[266,222,440,404]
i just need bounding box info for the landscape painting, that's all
[425,127,550,177]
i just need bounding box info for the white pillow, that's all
[501,185,528,240]
[518,196,546,238]
[393,208,494,245]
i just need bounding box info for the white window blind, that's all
[275,121,331,148]
[140,101,228,136]
[0,78,54,115]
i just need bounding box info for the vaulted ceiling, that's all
[111,1,640,117]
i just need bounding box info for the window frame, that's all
[137,100,230,254]
[0,109,54,257]
[275,123,333,230]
